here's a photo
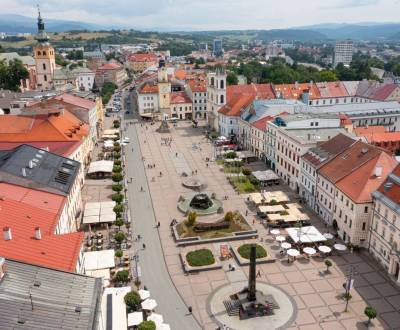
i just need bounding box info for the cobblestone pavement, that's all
[133,120,400,330]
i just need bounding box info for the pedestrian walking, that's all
[188,306,192,314]
[142,243,146,249]
[140,186,144,192]
[157,221,160,227]
[256,270,261,278]
[245,210,248,216]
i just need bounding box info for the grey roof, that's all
[0,52,35,66]
[0,144,80,196]
[0,259,102,330]
[278,112,339,123]
[303,101,400,116]
[284,128,348,145]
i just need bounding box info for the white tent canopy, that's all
[84,249,115,271]
[252,170,280,182]
[100,287,131,330]
[148,313,164,326]
[88,160,114,174]
[142,299,157,310]
[157,324,171,330]
[286,226,327,244]
[139,289,150,300]
[83,201,117,224]
[128,312,143,326]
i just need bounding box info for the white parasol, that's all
[157,324,171,330]
[276,235,286,242]
[287,249,300,257]
[127,312,143,326]
[318,245,332,254]
[281,242,292,250]
[148,313,164,326]
[323,233,334,240]
[270,229,281,235]
[334,243,347,251]
[142,299,158,310]
[303,247,317,255]
[139,289,150,300]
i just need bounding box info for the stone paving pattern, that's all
[134,120,400,330]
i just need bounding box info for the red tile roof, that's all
[128,53,157,62]
[227,83,276,102]
[174,69,186,80]
[376,164,400,205]
[138,83,159,94]
[218,94,254,117]
[187,79,207,92]
[0,141,81,157]
[251,116,274,131]
[316,82,349,98]
[98,61,122,70]
[274,83,320,100]
[55,93,95,110]
[336,151,397,203]
[170,91,192,104]
[0,185,82,272]
[362,132,400,143]
[369,84,398,101]
[354,126,386,136]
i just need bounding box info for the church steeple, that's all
[35,6,50,44]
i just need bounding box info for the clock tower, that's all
[33,8,56,90]
[158,67,171,118]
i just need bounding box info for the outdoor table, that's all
[323,233,334,240]
[318,245,332,254]
[276,235,286,243]
[270,229,281,235]
[334,243,347,251]
[281,242,292,250]
[303,247,317,256]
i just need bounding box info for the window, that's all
[43,63,46,70]
[363,206,368,213]
[43,51,46,56]
[220,95,224,104]
[44,74,47,82]
[349,220,352,228]
[362,222,366,231]
[37,51,41,56]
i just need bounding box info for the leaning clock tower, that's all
[33,8,56,90]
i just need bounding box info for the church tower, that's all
[206,67,226,131]
[33,8,55,90]
[157,67,171,118]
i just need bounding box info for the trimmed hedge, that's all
[238,244,267,259]
[186,248,215,267]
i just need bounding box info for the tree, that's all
[114,231,126,244]
[227,72,239,85]
[364,306,377,326]
[186,211,197,227]
[138,320,156,330]
[112,173,123,183]
[113,204,124,215]
[225,151,237,159]
[124,291,141,311]
[113,152,121,159]
[242,168,252,176]
[115,270,129,283]
[114,218,124,230]
[113,145,121,153]
[319,70,337,82]
[0,58,29,91]
[325,259,333,273]
[115,249,123,265]
[113,165,122,173]
[112,193,124,203]
[224,211,234,222]
[112,184,123,192]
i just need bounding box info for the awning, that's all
[83,201,117,224]
[128,312,143,326]
[84,249,116,271]
[286,226,327,244]
[252,170,280,182]
[88,160,114,174]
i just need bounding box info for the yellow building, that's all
[33,9,55,90]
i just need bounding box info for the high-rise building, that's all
[333,40,354,67]
[33,8,56,90]
[213,39,223,57]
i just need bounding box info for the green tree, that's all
[112,184,123,192]
[115,270,129,283]
[224,211,234,222]
[0,58,29,91]
[115,249,123,264]
[101,82,117,105]
[112,173,123,183]
[114,218,124,229]
[186,211,197,227]
[227,72,239,85]
[319,70,337,82]
[124,291,141,311]
[112,193,124,203]
[113,165,122,173]
[138,320,156,330]
[325,259,333,272]
[114,231,126,244]
[113,204,124,216]
[364,306,377,326]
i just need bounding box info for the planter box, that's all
[230,242,276,265]
[179,251,222,273]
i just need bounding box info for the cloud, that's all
[0,0,399,30]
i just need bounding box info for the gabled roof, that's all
[251,116,274,131]
[354,125,386,136]
[369,84,398,101]
[218,94,254,117]
[316,81,349,98]
[336,151,397,203]
[174,69,186,80]
[98,61,122,70]
[274,82,320,100]
[55,93,95,110]
[187,79,207,92]
[128,53,157,62]
[319,140,388,184]
[303,133,356,168]
[374,164,400,206]
[0,141,82,158]
[138,83,158,94]
[227,83,276,102]
[170,91,192,104]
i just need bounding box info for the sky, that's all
[1,0,400,30]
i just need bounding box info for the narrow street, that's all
[122,109,201,330]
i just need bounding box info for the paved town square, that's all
[127,119,400,330]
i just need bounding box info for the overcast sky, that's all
[1,0,400,30]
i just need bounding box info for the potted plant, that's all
[364,306,377,326]
[115,249,123,265]
[124,291,141,312]
[325,259,333,273]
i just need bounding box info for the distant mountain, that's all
[298,22,400,40]
[0,14,102,33]
[254,29,327,42]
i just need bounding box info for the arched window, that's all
[37,51,41,56]
[220,95,224,104]
[210,77,215,87]
[44,74,47,82]
[220,80,224,89]
[43,63,46,70]
[43,51,46,56]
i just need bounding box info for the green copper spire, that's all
[35,5,50,43]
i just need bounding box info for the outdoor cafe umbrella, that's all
[276,235,286,243]
[334,243,347,251]
[281,242,292,250]
[148,313,164,326]
[287,249,300,257]
[127,312,143,326]
[318,245,332,254]
[270,229,281,235]
[303,247,317,255]
[323,233,334,240]
[142,299,158,310]
[139,289,150,300]
[158,324,171,330]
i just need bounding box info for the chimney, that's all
[22,168,27,177]
[34,227,42,240]
[375,166,383,178]
[28,160,34,169]
[0,257,5,280]
[3,227,12,241]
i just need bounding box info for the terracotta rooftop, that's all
[319,140,390,184]
[336,151,397,203]
[174,69,187,80]
[0,141,82,158]
[316,81,349,98]
[274,83,320,100]
[227,83,276,102]
[354,125,386,136]
[251,116,274,131]
[303,133,356,168]
[138,83,159,94]
[98,61,122,70]
[218,94,254,117]
[187,79,207,92]
[170,91,192,104]
[128,53,157,62]
[55,93,96,110]
[375,164,400,206]
[369,84,398,101]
